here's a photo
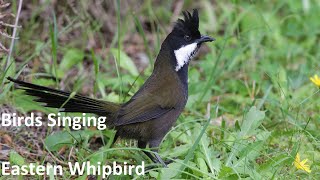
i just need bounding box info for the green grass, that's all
[1,0,320,179]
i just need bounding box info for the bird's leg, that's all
[138,140,170,167]
[110,132,119,147]
[149,140,167,167]
[138,140,169,167]
[138,140,157,163]
[153,152,167,167]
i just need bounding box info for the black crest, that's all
[173,9,199,34]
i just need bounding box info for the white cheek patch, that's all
[174,43,198,71]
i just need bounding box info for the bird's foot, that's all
[163,157,176,165]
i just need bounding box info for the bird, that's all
[7,9,215,167]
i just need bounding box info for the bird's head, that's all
[165,9,215,71]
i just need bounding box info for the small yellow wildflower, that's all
[294,153,311,173]
[310,74,320,87]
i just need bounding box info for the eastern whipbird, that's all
[7,9,215,167]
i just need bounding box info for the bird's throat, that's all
[174,43,198,71]
[176,64,189,93]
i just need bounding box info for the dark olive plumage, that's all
[7,9,214,167]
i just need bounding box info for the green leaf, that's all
[226,106,267,170]
[9,151,25,166]
[239,106,265,137]
[236,140,264,165]
[58,48,84,77]
[162,144,191,157]
[218,166,237,179]
[200,134,220,176]
[110,48,139,76]
[89,153,105,174]
[235,120,241,131]
[196,157,208,177]
[158,162,181,179]
[177,117,212,178]
[44,130,98,151]
[258,153,291,176]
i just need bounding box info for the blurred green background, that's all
[1,0,319,179]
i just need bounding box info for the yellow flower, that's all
[294,153,311,173]
[310,74,320,87]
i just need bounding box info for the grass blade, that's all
[49,10,58,87]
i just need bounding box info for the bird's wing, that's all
[114,92,175,126]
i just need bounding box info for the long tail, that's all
[7,77,120,116]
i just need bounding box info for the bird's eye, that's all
[184,35,191,41]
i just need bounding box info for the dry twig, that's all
[1,0,23,72]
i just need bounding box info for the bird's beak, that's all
[197,35,215,44]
